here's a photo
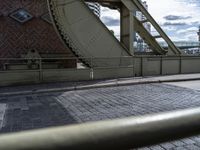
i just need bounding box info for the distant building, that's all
[140,1,151,32]
[86,2,101,17]
[197,26,200,53]
[185,26,200,55]
[197,26,200,42]
[135,1,151,52]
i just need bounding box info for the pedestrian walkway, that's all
[0,74,200,149]
[0,73,200,96]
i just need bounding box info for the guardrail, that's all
[1,56,200,86]
[0,57,136,86]
[0,57,135,70]
[1,55,200,71]
[0,107,200,149]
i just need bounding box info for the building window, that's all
[10,9,33,23]
[41,13,52,24]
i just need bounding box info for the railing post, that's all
[116,57,118,80]
[90,57,94,80]
[179,56,182,74]
[132,56,135,77]
[160,56,163,75]
[141,57,144,76]
[39,58,43,82]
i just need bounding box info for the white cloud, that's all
[101,0,200,41]
[146,0,200,23]
[162,26,177,31]
[100,7,120,39]
[177,27,198,34]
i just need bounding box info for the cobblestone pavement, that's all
[1,83,200,149]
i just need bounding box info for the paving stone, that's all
[138,147,151,150]
[160,143,176,149]
[192,137,200,143]
[194,142,200,147]
[171,141,185,147]
[184,144,200,150]
[149,145,165,150]
[1,83,200,149]
[172,146,188,150]
[181,138,196,145]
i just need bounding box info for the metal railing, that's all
[0,57,135,70]
[2,55,200,71]
[0,107,200,149]
[1,56,200,86]
[0,57,136,85]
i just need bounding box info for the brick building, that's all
[0,0,76,69]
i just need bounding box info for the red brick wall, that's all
[0,0,74,58]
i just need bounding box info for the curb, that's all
[0,77,200,97]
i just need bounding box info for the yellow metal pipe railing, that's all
[0,108,200,149]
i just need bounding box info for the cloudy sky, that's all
[101,0,200,42]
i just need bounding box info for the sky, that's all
[100,0,200,42]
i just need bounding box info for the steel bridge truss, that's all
[48,0,181,67]
[46,0,200,78]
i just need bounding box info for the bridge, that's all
[49,0,181,63]
[160,42,200,50]
[28,0,198,81]
[0,0,200,85]
[1,1,200,149]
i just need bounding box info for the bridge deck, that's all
[0,75,200,149]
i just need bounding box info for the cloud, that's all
[162,26,177,31]
[163,22,187,26]
[179,32,198,41]
[190,21,200,26]
[101,16,120,26]
[177,27,198,34]
[101,7,110,13]
[100,7,120,38]
[146,0,200,41]
[100,0,200,41]
[177,0,200,7]
[164,15,192,21]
